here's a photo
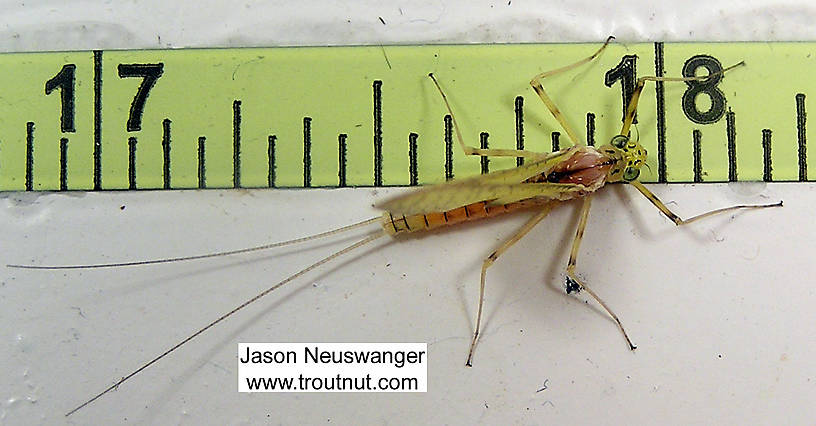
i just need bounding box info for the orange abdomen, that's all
[382,199,549,236]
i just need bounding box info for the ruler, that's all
[0,42,812,191]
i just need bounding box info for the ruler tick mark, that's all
[233,100,242,188]
[268,135,276,188]
[59,137,68,191]
[128,137,137,190]
[692,129,702,183]
[586,112,596,147]
[444,114,453,181]
[408,132,418,186]
[762,129,773,182]
[654,42,667,183]
[726,109,737,182]
[303,117,312,188]
[515,96,525,166]
[373,80,383,186]
[480,132,489,174]
[198,136,206,189]
[93,50,102,190]
[796,93,807,181]
[338,133,348,187]
[25,122,33,191]
[162,119,171,189]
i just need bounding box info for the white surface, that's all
[1,1,815,425]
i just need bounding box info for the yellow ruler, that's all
[0,42,811,191]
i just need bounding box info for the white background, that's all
[1,1,815,425]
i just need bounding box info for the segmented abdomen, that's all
[382,199,550,236]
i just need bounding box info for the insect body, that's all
[380,142,641,253]
[8,38,782,415]
[381,145,606,236]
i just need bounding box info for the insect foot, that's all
[565,275,582,294]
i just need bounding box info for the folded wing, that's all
[377,149,583,215]
[377,181,584,215]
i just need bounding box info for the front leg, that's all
[529,36,615,146]
[628,180,782,226]
[429,73,545,159]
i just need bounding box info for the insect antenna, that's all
[7,216,381,270]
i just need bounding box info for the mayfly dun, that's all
[8,37,782,416]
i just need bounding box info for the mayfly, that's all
[8,37,782,416]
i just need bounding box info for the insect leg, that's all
[530,36,615,147]
[466,202,557,366]
[628,180,782,225]
[428,73,546,159]
[565,196,637,350]
[619,62,745,136]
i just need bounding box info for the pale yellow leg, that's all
[429,73,545,159]
[628,180,782,225]
[466,203,557,366]
[619,62,746,136]
[616,64,782,224]
[530,36,615,146]
[565,196,637,350]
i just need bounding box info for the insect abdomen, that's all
[383,200,545,236]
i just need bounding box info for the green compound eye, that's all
[610,134,628,149]
[623,167,640,181]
